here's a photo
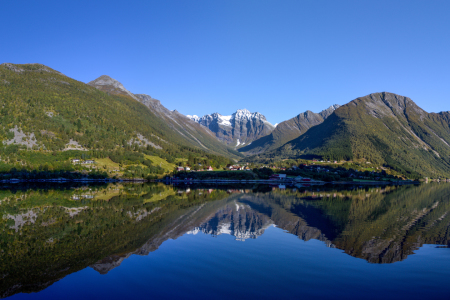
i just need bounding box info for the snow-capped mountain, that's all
[187,109,275,147]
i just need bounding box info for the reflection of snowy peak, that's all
[187,201,273,241]
[187,109,275,147]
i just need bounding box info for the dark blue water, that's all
[2,183,450,299]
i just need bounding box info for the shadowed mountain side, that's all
[247,92,450,178]
[239,105,340,155]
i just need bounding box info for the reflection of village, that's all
[174,184,399,201]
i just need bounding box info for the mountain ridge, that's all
[248,92,450,178]
[239,104,340,155]
[87,75,242,159]
[187,109,275,147]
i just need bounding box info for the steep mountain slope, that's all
[239,105,340,154]
[250,92,450,178]
[188,109,275,147]
[133,94,240,158]
[0,63,238,160]
[87,76,241,159]
[0,63,171,151]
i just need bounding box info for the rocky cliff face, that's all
[188,109,275,148]
[239,105,340,154]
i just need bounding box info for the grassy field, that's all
[143,188,177,203]
[144,155,176,173]
[95,158,124,176]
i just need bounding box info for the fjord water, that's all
[1,184,450,299]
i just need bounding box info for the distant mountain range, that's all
[187,109,275,148]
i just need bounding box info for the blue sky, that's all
[2,0,450,124]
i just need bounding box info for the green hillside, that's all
[0,63,238,173]
[248,92,450,178]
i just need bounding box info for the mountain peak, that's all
[187,109,274,146]
[353,92,426,120]
[235,108,251,115]
[318,104,341,119]
[87,75,138,100]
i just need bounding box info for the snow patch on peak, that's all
[218,114,232,126]
[187,115,200,122]
[233,109,253,120]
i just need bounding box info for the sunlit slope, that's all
[0,63,240,159]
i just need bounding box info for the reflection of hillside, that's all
[247,183,450,263]
[0,184,232,298]
[1,183,450,298]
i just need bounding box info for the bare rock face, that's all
[188,109,275,148]
[319,104,341,119]
[87,75,138,100]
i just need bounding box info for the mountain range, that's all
[238,104,340,154]
[187,109,275,148]
[1,62,450,177]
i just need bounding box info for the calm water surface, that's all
[1,183,449,299]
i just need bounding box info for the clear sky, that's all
[2,0,450,124]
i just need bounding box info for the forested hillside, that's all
[0,63,236,174]
[247,92,450,178]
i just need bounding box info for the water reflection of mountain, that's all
[187,202,273,241]
[1,183,450,297]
